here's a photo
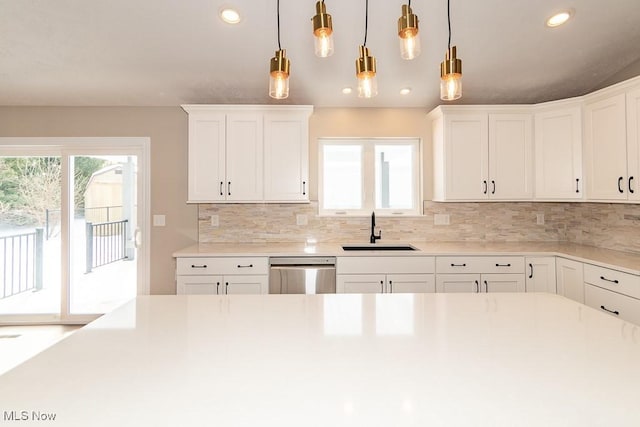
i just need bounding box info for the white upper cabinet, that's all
[488,114,533,199]
[264,112,309,202]
[627,87,640,201]
[534,105,583,200]
[584,93,628,200]
[431,108,532,201]
[183,105,312,204]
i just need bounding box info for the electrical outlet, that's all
[210,215,219,227]
[296,214,308,226]
[536,213,545,225]
[434,214,450,225]
[153,215,165,227]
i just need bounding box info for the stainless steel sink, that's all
[341,244,418,251]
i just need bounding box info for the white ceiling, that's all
[1,0,640,110]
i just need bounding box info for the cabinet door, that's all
[436,274,481,293]
[627,88,640,201]
[177,275,223,295]
[443,114,489,200]
[187,113,226,202]
[534,107,583,199]
[488,114,533,199]
[556,258,584,303]
[525,257,557,293]
[226,113,263,201]
[224,275,268,295]
[387,274,435,293]
[482,274,525,293]
[337,274,386,294]
[263,112,309,201]
[584,93,628,200]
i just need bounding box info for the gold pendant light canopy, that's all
[398,4,420,60]
[312,1,334,58]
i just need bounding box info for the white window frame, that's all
[318,138,422,216]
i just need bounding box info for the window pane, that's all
[375,145,414,209]
[323,145,362,210]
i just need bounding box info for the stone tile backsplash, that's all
[198,201,640,254]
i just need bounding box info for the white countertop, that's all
[173,241,640,274]
[1,294,640,426]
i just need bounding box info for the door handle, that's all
[228,181,231,196]
[475,280,479,293]
[600,305,620,316]
[237,264,254,268]
[576,178,580,193]
[225,282,229,294]
[483,180,488,194]
[450,263,466,267]
[630,176,635,194]
[216,282,220,294]
[380,280,384,293]
[302,181,306,196]
[600,276,619,284]
[618,177,624,193]
[528,263,533,279]
[389,280,393,293]
[484,280,488,293]
[191,264,207,269]
[495,263,511,267]
[220,181,224,196]
[491,180,496,194]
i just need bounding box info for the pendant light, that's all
[269,0,290,99]
[355,0,377,98]
[312,1,334,58]
[398,2,420,60]
[440,0,462,101]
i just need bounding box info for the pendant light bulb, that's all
[440,46,462,101]
[355,45,377,98]
[398,4,420,60]
[269,49,290,99]
[312,1,334,58]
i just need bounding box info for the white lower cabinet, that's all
[556,258,584,303]
[436,273,525,293]
[336,256,435,294]
[525,257,557,293]
[176,257,268,295]
[583,263,640,325]
[435,256,526,293]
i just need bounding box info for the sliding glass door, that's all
[0,139,149,324]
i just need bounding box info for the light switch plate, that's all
[210,215,219,227]
[434,214,450,225]
[296,214,308,226]
[153,215,166,227]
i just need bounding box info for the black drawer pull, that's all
[483,180,488,194]
[228,181,231,196]
[495,263,511,267]
[451,263,466,267]
[528,263,533,279]
[600,276,619,284]
[491,180,496,194]
[629,176,635,194]
[303,181,306,195]
[237,264,254,268]
[191,264,207,269]
[576,178,580,193]
[600,305,620,316]
[219,181,224,196]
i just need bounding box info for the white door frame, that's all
[0,137,150,324]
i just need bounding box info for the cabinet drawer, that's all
[436,256,524,274]
[337,256,435,274]
[585,283,640,326]
[584,264,640,299]
[177,257,268,275]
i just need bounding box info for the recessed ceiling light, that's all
[220,7,241,24]
[342,87,353,95]
[546,10,572,27]
[400,87,412,95]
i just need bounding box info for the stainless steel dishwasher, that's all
[269,257,336,294]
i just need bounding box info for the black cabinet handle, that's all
[389,280,393,293]
[576,178,580,193]
[495,263,511,267]
[630,176,635,194]
[475,280,479,293]
[618,177,624,193]
[237,264,254,268]
[491,180,496,194]
[228,181,231,196]
[484,280,488,293]
[216,282,220,294]
[600,276,619,284]
[528,263,533,279]
[220,181,224,196]
[483,180,488,194]
[600,305,620,316]
[302,181,306,195]
[451,263,466,267]
[225,282,229,293]
[191,264,207,269]
[380,280,384,293]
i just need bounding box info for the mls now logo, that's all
[3,410,57,421]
